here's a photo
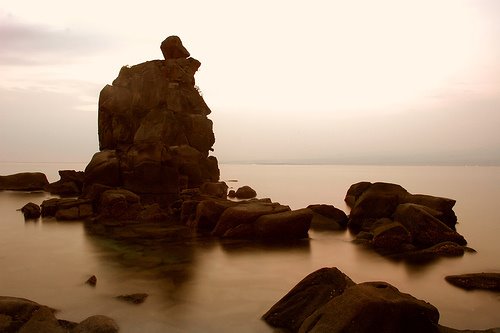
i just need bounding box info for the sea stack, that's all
[83,36,219,206]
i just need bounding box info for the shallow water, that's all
[0,163,499,332]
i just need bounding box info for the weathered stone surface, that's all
[263,267,355,332]
[98,189,141,220]
[20,202,41,220]
[253,208,312,240]
[0,172,49,191]
[372,220,412,250]
[394,203,466,247]
[233,185,257,199]
[307,204,348,230]
[200,182,228,199]
[72,315,119,333]
[191,199,236,231]
[83,36,219,208]
[212,202,290,237]
[299,281,440,333]
[18,306,65,333]
[344,182,466,260]
[445,273,500,291]
[160,35,190,59]
[45,170,85,197]
[86,275,97,287]
[41,198,93,221]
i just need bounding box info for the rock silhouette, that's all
[85,36,219,206]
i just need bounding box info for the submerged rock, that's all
[0,296,118,333]
[307,204,348,230]
[20,202,41,220]
[445,273,500,291]
[116,293,148,304]
[263,267,500,333]
[0,172,49,191]
[345,182,466,260]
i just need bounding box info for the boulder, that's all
[71,315,119,333]
[394,203,466,247]
[20,202,41,220]
[200,182,228,199]
[45,170,85,197]
[371,219,412,251]
[307,204,348,230]
[212,202,290,237]
[253,208,312,240]
[0,296,118,333]
[445,273,500,291]
[400,242,465,262]
[263,267,355,332]
[299,281,440,333]
[191,199,236,231]
[0,172,49,191]
[160,35,190,59]
[41,198,93,220]
[98,189,141,220]
[233,185,257,199]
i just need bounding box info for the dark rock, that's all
[212,202,290,237]
[0,296,118,333]
[191,199,236,231]
[344,181,372,208]
[200,182,228,199]
[180,199,200,224]
[98,189,141,221]
[160,35,190,59]
[41,198,93,220]
[227,189,236,198]
[394,203,466,247]
[84,36,219,208]
[20,202,41,220]
[86,275,97,286]
[396,242,465,262]
[0,172,49,191]
[307,204,348,230]
[300,281,440,333]
[45,170,85,197]
[72,315,119,333]
[262,267,355,332]
[371,219,411,251]
[445,273,500,291]
[137,204,168,221]
[234,185,257,199]
[116,293,148,304]
[253,208,312,240]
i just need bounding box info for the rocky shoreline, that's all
[1,36,499,332]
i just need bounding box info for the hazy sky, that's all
[1,0,499,164]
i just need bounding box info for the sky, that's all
[1,0,499,165]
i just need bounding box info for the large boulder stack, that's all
[345,182,467,260]
[84,36,219,206]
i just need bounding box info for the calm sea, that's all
[0,162,499,332]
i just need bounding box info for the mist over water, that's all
[0,163,499,332]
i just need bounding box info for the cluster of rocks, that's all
[0,296,118,333]
[345,181,469,261]
[263,267,500,333]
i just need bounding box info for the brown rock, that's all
[86,275,97,286]
[72,315,119,333]
[160,35,190,59]
[0,172,49,191]
[116,293,148,304]
[253,208,312,240]
[263,267,355,332]
[234,185,257,199]
[445,273,500,291]
[212,202,290,237]
[20,202,41,220]
[307,204,348,230]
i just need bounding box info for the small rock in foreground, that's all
[116,293,148,304]
[445,273,500,291]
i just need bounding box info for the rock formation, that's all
[84,36,219,207]
[345,182,468,260]
[263,267,500,333]
[0,296,118,333]
[0,172,48,191]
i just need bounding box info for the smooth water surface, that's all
[0,163,499,332]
